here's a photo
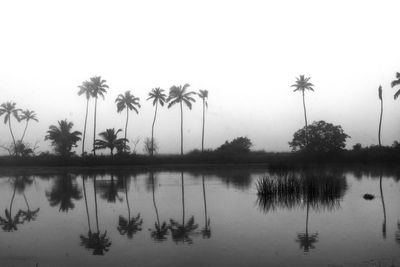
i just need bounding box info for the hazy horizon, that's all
[1,0,400,155]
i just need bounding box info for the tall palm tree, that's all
[115,91,141,152]
[167,84,196,155]
[94,128,127,156]
[90,76,109,156]
[291,75,314,143]
[391,72,400,100]
[149,172,168,241]
[379,174,386,239]
[147,88,167,156]
[378,86,383,147]
[19,109,38,143]
[78,80,93,155]
[45,120,82,157]
[197,90,208,152]
[0,180,23,231]
[0,101,21,153]
[79,175,96,251]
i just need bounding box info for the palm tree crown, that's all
[198,90,209,105]
[115,91,141,113]
[90,76,109,99]
[94,128,127,156]
[78,80,93,100]
[20,110,38,123]
[147,88,167,106]
[391,72,400,99]
[167,84,196,109]
[0,102,20,124]
[45,120,82,157]
[291,75,314,93]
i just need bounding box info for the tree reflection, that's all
[169,172,198,244]
[80,175,96,252]
[46,173,82,212]
[117,175,142,239]
[379,174,387,239]
[396,221,400,245]
[13,175,39,223]
[96,173,123,203]
[201,175,211,239]
[20,191,40,222]
[149,172,168,242]
[0,180,23,231]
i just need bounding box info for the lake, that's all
[0,166,399,267]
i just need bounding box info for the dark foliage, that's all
[216,137,252,154]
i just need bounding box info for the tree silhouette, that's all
[115,91,141,152]
[90,76,109,156]
[94,128,127,156]
[291,75,314,143]
[379,174,386,239]
[19,109,38,143]
[167,84,196,155]
[149,172,168,241]
[46,174,82,212]
[77,80,93,155]
[0,101,21,154]
[0,180,23,231]
[147,88,167,156]
[378,86,383,147]
[117,176,142,239]
[96,174,123,203]
[17,176,40,223]
[201,175,211,239]
[169,172,198,244]
[197,90,208,152]
[45,119,82,157]
[295,196,319,253]
[391,72,400,100]
[79,175,96,252]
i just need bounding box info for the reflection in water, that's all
[117,175,143,239]
[46,174,82,212]
[149,173,168,242]
[0,179,23,231]
[201,175,211,239]
[396,221,400,245]
[169,172,198,244]
[379,175,387,239]
[96,174,123,203]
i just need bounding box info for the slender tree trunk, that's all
[82,176,91,232]
[8,118,17,155]
[201,100,205,152]
[93,97,98,156]
[180,102,183,156]
[82,98,89,155]
[380,175,386,238]
[151,102,158,156]
[94,175,99,232]
[10,183,17,215]
[181,172,185,225]
[151,173,160,226]
[302,91,308,146]
[202,175,208,229]
[378,97,383,147]
[125,177,131,222]
[125,108,129,152]
[305,198,309,236]
[20,121,29,143]
[23,192,30,211]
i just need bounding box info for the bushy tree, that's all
[217,137,252,153]
[289,121,349,153]
[45,120,82,157]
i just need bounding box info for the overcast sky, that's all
[1,0,400,154]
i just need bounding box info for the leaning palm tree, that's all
[90,76,109,156]
[167,84,196,155]
[19,110,38,143]
[77,80,93,155]
[197,90,208,152]
[115,91,141,152]
[147,88,167,156]
[291,75,314,143]
[94,128,127,156]
[378,86,383,147]
[0,102,21,153]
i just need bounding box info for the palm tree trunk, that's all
[181,172,185,225]
[201,100,205,152]
[23,192,30,211]
[306,198,309,235]
[10,183,17,215]
[82,98,89,155]
[82,177,91,232]
[20,120,29,143]
[125,177,131,222]
[378,98,383,147]
[8,118,17,154]
[180,101,183,156]
[125,108,129,152]
[202,175,208,228]
[302,91,308,145]
[151,102,158,156]
[93,97,98,156]
[151,173,160,226]
[380,175,386,238]
[94,175,99,232]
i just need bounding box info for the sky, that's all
[1,0,400,155]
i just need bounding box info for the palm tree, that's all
[378,86,383,147]
[79,175,96,251]
[149,172,168,241]
[295,194,318,252]
[291,75,314,143]
[45,120,82,157]
[117,176,143,239]
[94,128,127,156]
[0,180,23,231]
[78,80,93,155]
[167,84,196,155]
[19,109,38,143]
[147,88,167,156]
[90,76,109,156]
[197,90,208,152]
[0,101,21,153]
[169,172,198,244]
[115,91,141,152]
[379,174,386,239]
[201,174,211,239]
[391,72,400,100]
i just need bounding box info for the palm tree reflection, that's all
[149,172,168,242]
[117,175,142,239]
[201,175,211,239]
[20,191,40,222]
[169,172,198,244]
[0,180,23,231]
[96,174,123,203]
[379,174,386,239]
[396,221,400,245]
[295,196,318,253]
[46,173,82,212]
